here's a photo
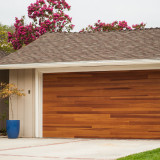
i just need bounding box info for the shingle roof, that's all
[0,50,8,60]
[0,28,160,65]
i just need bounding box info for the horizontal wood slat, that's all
[43,70,160,139]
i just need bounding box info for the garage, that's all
[43,70,160,139]
[0,29,160,138]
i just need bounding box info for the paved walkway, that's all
[0,138,160,160]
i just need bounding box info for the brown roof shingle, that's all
[0,28,160,65]
[0,50,8,60]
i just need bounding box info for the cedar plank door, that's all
[43,70,160,139]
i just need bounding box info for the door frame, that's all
[34,62,160,138]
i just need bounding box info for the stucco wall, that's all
[9,69,35,137]
[0,70,9,130]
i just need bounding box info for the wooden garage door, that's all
[43,70,160,139]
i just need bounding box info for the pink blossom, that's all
[80,20,146,32]
[9,0,74,50]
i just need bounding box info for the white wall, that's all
[9,69,35,137]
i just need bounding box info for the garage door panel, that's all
[43,114,111,124]
[110,113,160,118]
[44,101,160,107]
[43,93,160,101]
[44,83,158,93]
[44,107,160,113]
[92,107,160,111]
[44,100,160,106]
[43,70,160,139]
[43,107,93,113]
[43,128,112,138]
[43,109,160,114]
[92,124,160,130]
[44,82,160,89]
[43,129,160,139]
[44,95,160,100]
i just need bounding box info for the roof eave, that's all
[0,59,160,70]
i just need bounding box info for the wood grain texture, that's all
[43,70,160,139]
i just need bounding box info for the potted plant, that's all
[0,83,25,139]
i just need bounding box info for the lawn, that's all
[117,148,160,160]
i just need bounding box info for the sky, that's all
[0,0,160,32]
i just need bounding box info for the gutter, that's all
[0,59,160,70]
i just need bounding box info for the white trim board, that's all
[1,59,160,70]
[35,70,43,138]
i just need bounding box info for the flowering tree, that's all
[8,0,74,50]
[80,20,146,32]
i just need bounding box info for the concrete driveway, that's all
[0,138,160,160]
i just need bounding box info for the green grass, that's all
[117,148,160,160]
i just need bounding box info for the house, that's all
[0,28,160,139]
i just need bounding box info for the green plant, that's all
[0,128,7,136]
[4,99,9,105]
[0,83,25,119]
[0,23,15,53]
[0,97,9,136]
[0,111,7,136]
[117,148,160,160]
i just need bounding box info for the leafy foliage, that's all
[0,83,25,119]
[0,83,25,99]
[0,24,15,53]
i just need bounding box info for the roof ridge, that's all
[45,27,160,34]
